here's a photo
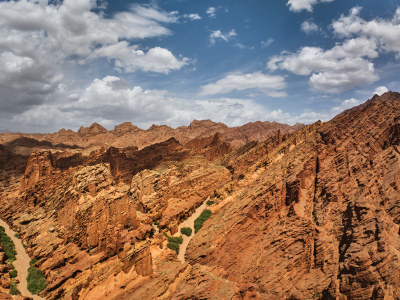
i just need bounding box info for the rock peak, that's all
[113,122,141,133]
[78,122,107,136]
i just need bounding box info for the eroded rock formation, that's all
[0,92,399,299]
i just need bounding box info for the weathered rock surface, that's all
[0,93,399,299]
[185,92,400,299]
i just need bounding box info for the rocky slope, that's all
[185,92,400,299]
[0,92,399,299]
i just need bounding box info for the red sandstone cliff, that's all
[0,93,399,299]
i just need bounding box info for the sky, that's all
[0,0,399,132]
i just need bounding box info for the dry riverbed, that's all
[0,219,43,300]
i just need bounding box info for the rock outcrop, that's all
[0,92,399,299]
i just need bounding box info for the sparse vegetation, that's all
[9,268,17,278]
[194,209,212,233]
[206,200,214,206]
[0,226,16,262]
[180,227,192,236]
[167,242,180,254]
[312,292,321,299]
[153,219,159,226]
[9,279,20,295]
[30,258,38,267]
[27,265,46,294]
[14,233,19,239]
[164,234,183,254]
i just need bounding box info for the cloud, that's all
[287,0,334,12]
[199,72,287,97]
[9,76,291,130]
[92,42,189,74]
[261,38,274,48]
[206,7,217,18]
[330,98,360,114]
[209,29,237,44]
[5,76,368,132]
[267,37,379,93]
[373,86,388,96]
[301,21,319,34]
[0,0,188,119]
[0,1,178,57]
[332,7,400,55]
[183,13,201,21]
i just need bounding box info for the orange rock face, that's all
[186,92,400,299]
[0,93,399,299]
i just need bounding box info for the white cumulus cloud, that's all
[332,7,400,55]
[287,0,334,12]
[267,37,379,93]
[199,72,287,97]
[0,0,189,121]
[183,13,201,21]
[301,21,319,34]
[209,29,237,44]
[92,42,189,74]
[373,86,389,96]
[10,76,291,130]
[206,7,217,18]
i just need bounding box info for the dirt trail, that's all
[174,198,209,264]
[0,219,43,300]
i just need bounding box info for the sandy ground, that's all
[0,219,43,300]
[174,198,209,264]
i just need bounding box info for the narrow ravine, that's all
[174,198,209,264]
[0,219,44,300]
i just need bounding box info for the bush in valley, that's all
[167,242,180,254]
[194,210,212,233]
[9,280,20,295]
[180,227,192,236]
[153,219,159,226]
[164,234,183,244]
[164,234,183,254]
[29,258,38,267]
[27,265,46,294]
[9,268,17,278]
[206,200,214,206]
[0,226,16,262]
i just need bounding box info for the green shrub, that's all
[0,226,16,262]
[206,200,214,206]
[312,292,320,299]
[14,233,19,239]
[9,280,20,295]
[29,258,38,267]
[180,227,192,236]
[27,266,46,295]
[9,269,17,278]
[164,234,183,254]
[164,234,183,244]
[153,219,159,226]
[167,242,180,254]
[194,210,212,233]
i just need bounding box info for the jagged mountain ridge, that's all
[0,92,399,299]
[0,119,303,153]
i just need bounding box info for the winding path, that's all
[174,198,209,264]
[0,219,43,300]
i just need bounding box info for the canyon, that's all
[0,92,399,299]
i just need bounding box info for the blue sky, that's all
[0,0,399,132]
